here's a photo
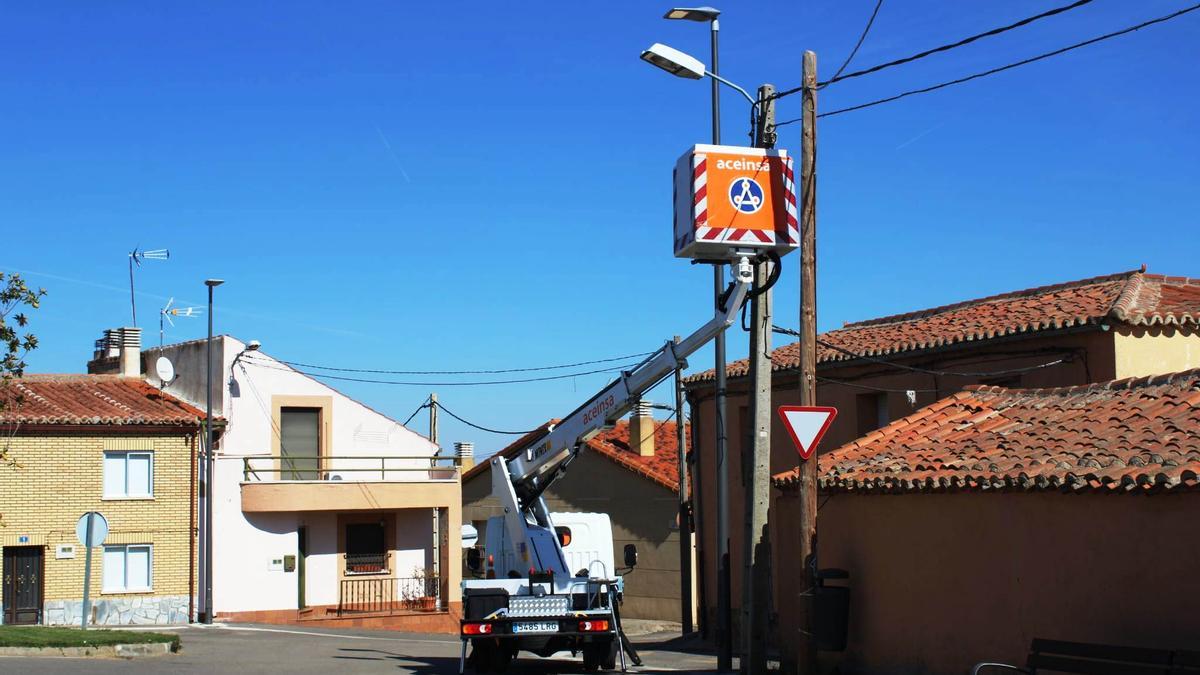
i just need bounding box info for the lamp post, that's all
[663,3,726,660]
[642,19,753,670]
[203,278,223,624]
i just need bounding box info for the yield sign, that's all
[777,406,838,460]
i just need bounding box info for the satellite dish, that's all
[155,356,176,384]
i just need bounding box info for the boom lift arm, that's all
[487,254,755,577]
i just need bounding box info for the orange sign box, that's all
[673,144,798,259]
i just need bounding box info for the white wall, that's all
[157,336,440,613]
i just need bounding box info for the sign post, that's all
[777,406,837,460]
[75,511,109,629]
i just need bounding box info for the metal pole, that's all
[710,15,734,673]
[204,279,222,624]
[128,256,137,327]
[429,393,439,446]
[796,51,820,675]
[81,512,94,630]
[674,336,693,634]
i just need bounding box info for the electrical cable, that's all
[770,0,1095,102]
[431,399,538,436]
[402,398,431,427]
[776,2,1200,123]
[822,0,885,89]
[746,252,783,299]
[242,350,652,376]
[243,358,637,387]
[771,325,1070,378]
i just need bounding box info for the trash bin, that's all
[814,568,849,652]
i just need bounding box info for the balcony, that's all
[239,454,460,513]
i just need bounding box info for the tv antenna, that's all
[128,246,169,327]
[159,297,203,348]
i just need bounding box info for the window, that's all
[280,407,320,480]
[855,393,889,437]
[102,545,152,592]
[345,523,387,574]
[103,451,153,498]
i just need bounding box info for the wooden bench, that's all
[972,638,1200,674]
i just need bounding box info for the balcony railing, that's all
[337,575,442,616]
[242,455,460,482]
[345,552,389,575]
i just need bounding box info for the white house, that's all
[88,329,462,628]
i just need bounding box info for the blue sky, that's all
[2,2,1197,456]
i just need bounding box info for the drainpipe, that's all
[188,430,197,624]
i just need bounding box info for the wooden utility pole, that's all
[674,335,694,634]
[741,83,776,675]
[429,392,439,446]
[796,51,820,675]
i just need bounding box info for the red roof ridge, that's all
[842,269,1144,330]
[776,365,1200,494]
[16,373,126,381]
[960,367,1200,398]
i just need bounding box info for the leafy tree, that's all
[1,272,46,469]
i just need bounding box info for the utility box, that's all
[673,144,799,260]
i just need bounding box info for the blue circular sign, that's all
[729,177,764,214]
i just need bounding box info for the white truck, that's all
[458,253,754,673]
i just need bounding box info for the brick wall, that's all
[0,430,196,623]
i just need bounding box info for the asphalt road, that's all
[0,623,720,674]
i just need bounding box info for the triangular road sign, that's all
[777,406,838,460]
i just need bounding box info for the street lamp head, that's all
[664,6,720,21]
[640,43,706,80]
[204,279,225,288]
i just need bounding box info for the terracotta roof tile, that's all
[461,418,686,491]
[773,368,1200,494]
[687,269,1200,383]
[585,420,685,492]
[0,374,205,426]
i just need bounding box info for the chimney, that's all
[87,328,126,375]
[118,327,142,377]
[455,441,476,471]
[629,400,655,457]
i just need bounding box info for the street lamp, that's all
[646,7,737,667]
[203,278,223,624]
[641,43,756,107]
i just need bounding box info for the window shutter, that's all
[103,453,126,497]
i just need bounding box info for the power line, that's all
[764,356,939,393]
[402,397,430,427]
[244,350,652,375]
[432,399,538,436]
[771,325,1070,378]
[778,3,1200,123]
[244,358,637,387]
[771,0,1095,101]
[822,0,885,89]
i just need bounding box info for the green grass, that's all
[0,625,180,650]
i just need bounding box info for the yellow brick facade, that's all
[0,430,197,620]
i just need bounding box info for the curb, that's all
[0,641,176,658]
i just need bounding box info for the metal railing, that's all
[345,552,389,575]
[241,455,460,482]
[336,575,442,616]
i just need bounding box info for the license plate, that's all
[513,621,559,634]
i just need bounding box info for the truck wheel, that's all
[489,644,513,673]
[582,645,600,672]
[599,637,618,670]
[469,640,493,673]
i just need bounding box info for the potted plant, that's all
[410,567,438,611]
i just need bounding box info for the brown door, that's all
[2,546,44,625]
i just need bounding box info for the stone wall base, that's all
[40,595,190,626]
